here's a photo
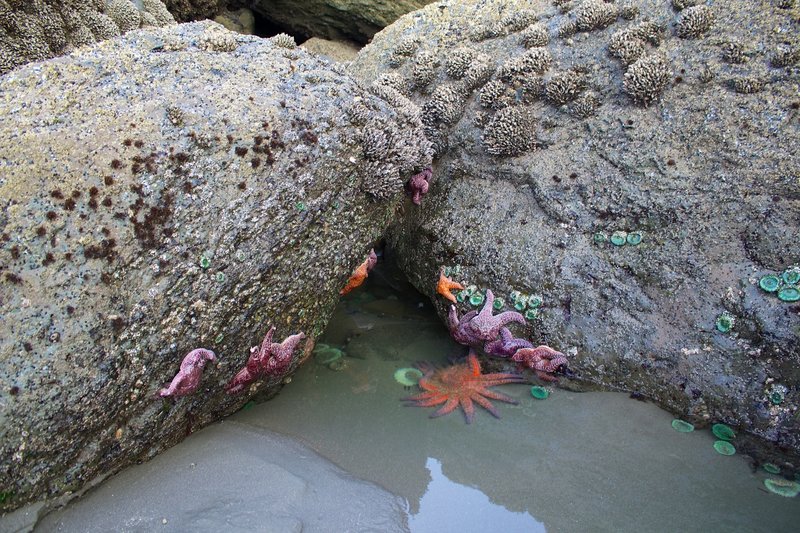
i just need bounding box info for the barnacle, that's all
[721,42,747,64]
[483,106,536,156]
[412,50,439,88]
[272,33,296,49]
[199,27,238,52]
[520,23,549,47]
[676,5,715,39]
[422,84,467,125]
[360,127,390,160]
[619,4,640,20]
[672,0,700,10]
[446,48,477,79]
[576,0,619,32]
[623,54,672,104]
[375,73,410,95]
[106,0,142,32]
[558,20,578,38]
[502,10,537,32]
[570,91,601,117]
[470,22,504,42]
[360,160,402,201]
[545,70,587,105]
[497,48,553,81]
[462,53,495,89]
[608,30,646,65]
[479,80,513,109]
[770,47,799,68]
[731,77,765,94]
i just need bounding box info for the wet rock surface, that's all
[237,0,436,42]
[348,0,800,461]
[0,20,430,512]
[0,0,176,76]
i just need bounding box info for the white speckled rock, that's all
[0,20,430,512]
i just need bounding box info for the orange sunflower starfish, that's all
[404,351,528,423]
[436,269,464,303]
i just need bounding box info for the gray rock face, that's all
[0,0,175,76]
[349,0,800,460]
[163,0,227,21]
[240,0,436,42]
[0,21,430,512]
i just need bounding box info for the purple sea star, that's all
[511,345,569,382]
[407,167,432,205]
[466,290,526,342]
[484,327,533,358]
[226,326,306,395]
[159,348,216,398]
[448,305,481,346]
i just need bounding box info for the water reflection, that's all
[410,457,546,533]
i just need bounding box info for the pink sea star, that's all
[159,348,216,398]
[448,305,481,346]
[466,290,526,342]
[226,327,306,394]
[511,345,569,382]
[407,167,432,205]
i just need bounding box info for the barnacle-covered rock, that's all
[497,47,554,81]
[545,69,587,105]
[770,47,799,68]
[199,25,239,52]
[375,72,411,95]
[619,4,640,20]
[721,41,747,64]
[502,10,537,32]
[446,48,477,79]
[575,0,619,32]
[470,21,504,42]
[360,127,390,160]
[676,5,715,39]
[672,0,700,10]
[0,20,432,514]
[483,106,536,156]
[557,19,578,38]
[462,52,495,89]
[623,54,672,104]
[608,30,646,65]
[520,23,550,47]
[422,84,468,125]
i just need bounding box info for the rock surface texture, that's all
[237,0,436,42]
[163,0,227,21]
[0,0,176,76]
[0,21,431,512]
[349,0,800,462]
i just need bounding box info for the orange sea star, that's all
[340,249,378,295]
[404,351,528,423]
[436,269,464,303]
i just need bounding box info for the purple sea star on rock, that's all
[226,326,306,395]
[466,290,526,342]
[407,167,432,205]
[159,348,216,398]
[448,305,482,346]
[484,327,533,357]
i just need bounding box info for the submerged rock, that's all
[349,0,800,459]
[0,21,430,512]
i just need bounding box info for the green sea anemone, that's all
[711,423,735,441]
[715,313,735,333]
[510,290,522,301]
[777,287,800,302]
[610,231,628,246]
[759,274,781,292]
[313,344,344,365]
[394,367,423,387]
[593,232,608,244]
[469,292,485,306]
[763,463,781,475]
[528,295,543,308]
[769,389,785,405]
[199,256,211,269]
[626,231,643,245]
[763,478,800,497]
[531,386,550,399]
[713,440,736,455]
[215,272,226,283]
[781,268,800,285]
[493,297,505,310]
[671,419,694,432]
[456,290,467,303]
[524,309,539,320]
[465,285,478,296]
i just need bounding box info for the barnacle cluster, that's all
[520,23,549,48]
[483,106,536,156]
[470,22,504,42]
[731,77,765,94]
[461,53,495,89]
[570,91,601,117]
[575,0,620,32]
[412,50,439,88]
[609,30,646,65]
[502,10,537,32]
[446,48,477,79]
[497,48,553,81]
[271,33,296,49]
[375,73,410,95]
[675,5,715,39]
[623,54,672,104]
[619,4,640,20]
[422,84,467,125]
[479,80,513,109]
[770,47,799,68]
[388,36,421,66]
[199,27,238,52]
[558,20,578,38]
[545,70,587,105]
[721,42,747,64]
[671,0,700,10]
[360,127,390,160]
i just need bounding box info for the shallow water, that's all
[233,271,799,532]
[30,265,799,532]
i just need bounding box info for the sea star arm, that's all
[159,348,216,398]
[265,332,306,376]
[430,397,460,419]
[466,290,526,341]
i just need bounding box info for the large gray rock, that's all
[0,20,430,512]
[349,0,800,461]
[0,0,175,76]
[239,0,436,42]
